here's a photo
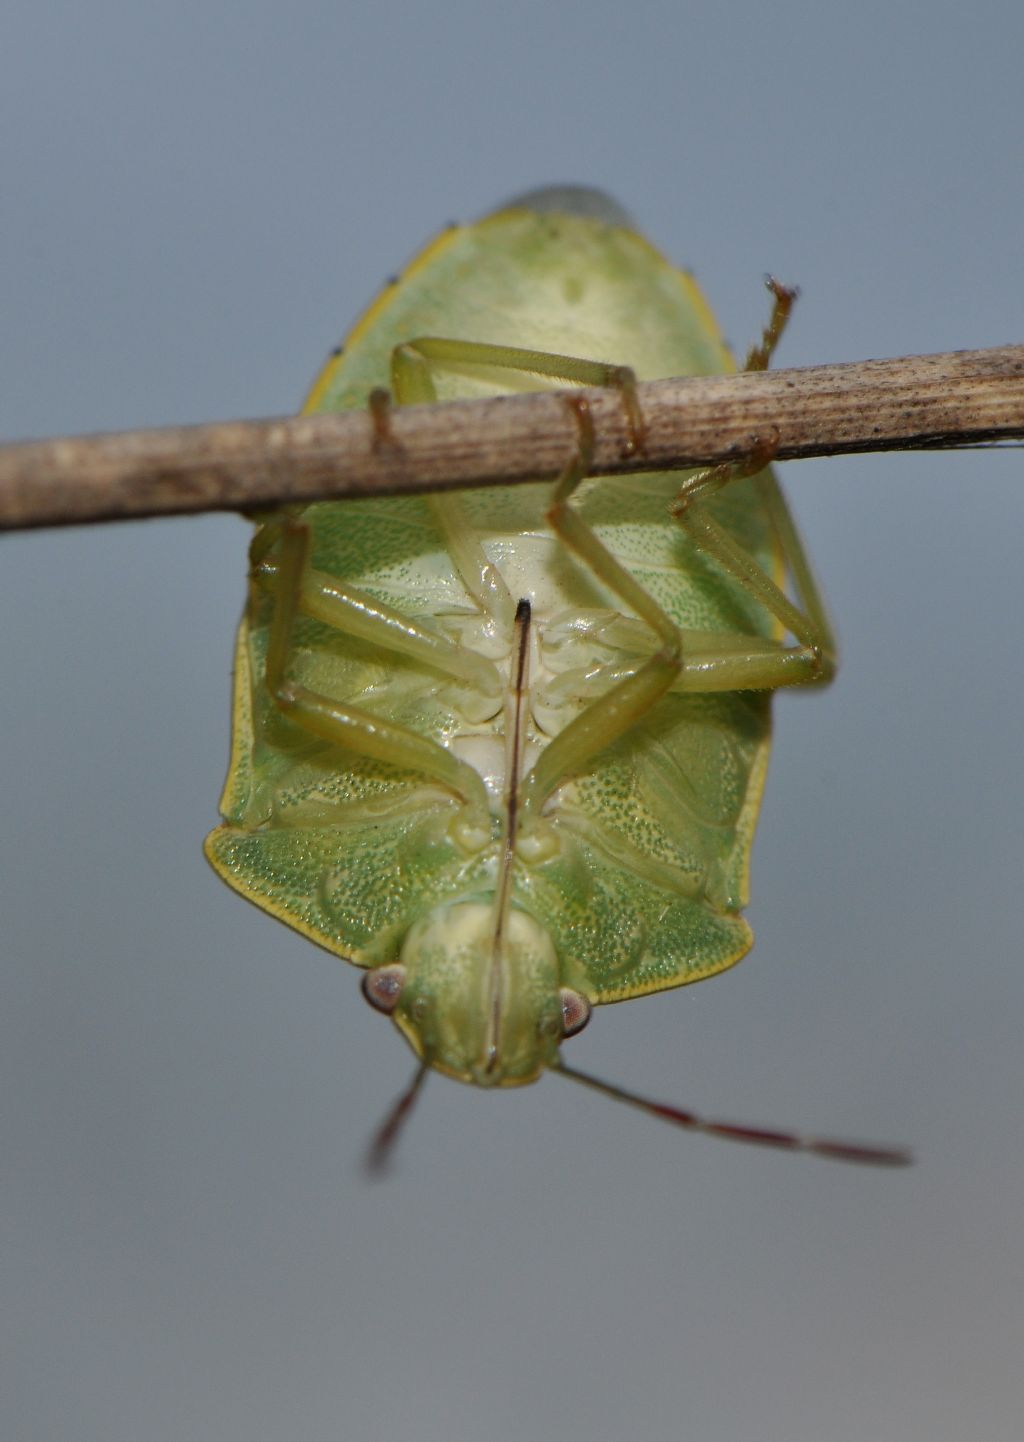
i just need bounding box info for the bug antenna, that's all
[365,1058,431,1176]
[552,1061,911,1167]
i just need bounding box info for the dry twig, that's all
[1,345,1021,532]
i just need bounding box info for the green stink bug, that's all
[205,186,906,1166]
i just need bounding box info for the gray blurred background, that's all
[3,3,1022,1440]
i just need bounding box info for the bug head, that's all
[362,911,912,1177]
[361,900,592,1089]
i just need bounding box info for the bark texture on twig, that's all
[1,345,1022,531]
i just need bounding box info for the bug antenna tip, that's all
[364,1058,431,1177]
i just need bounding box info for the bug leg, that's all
[668,280,836,692]
[390,341,516,629]
[251,530,503,709]
[262,515,491,816]
[394,336,645,450]
[743,276,798,374]
[670,458,835,690]
[389,337,646,627]
[519,396,682,816]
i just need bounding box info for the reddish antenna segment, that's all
[554,1061,911,1167]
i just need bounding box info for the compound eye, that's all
[559,987,592,1038]
[361,964,406,1015]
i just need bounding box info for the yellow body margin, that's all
[301,221,468,414]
